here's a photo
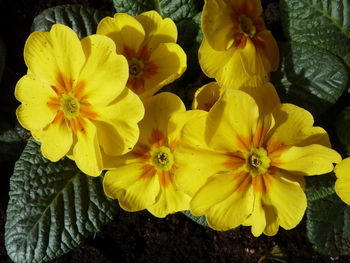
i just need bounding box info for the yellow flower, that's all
[199,0,279,88]
[103,92,200,217]
[176,83,341,236]
[15,24,144,176]
[192,82,222,111]
[97,11,187,98]
[334,158,350,205]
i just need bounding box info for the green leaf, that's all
[181,211,208,227]
[307,194,350,255]
[113,0,203,22]
[280,0,350,65]
[336,107,350,155]
[0,119,25,164]
[31,4,112,38]
[5,138,118,263]
[271,42,348,116]
[305,174,336,201]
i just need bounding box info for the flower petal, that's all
[94,88,144,156]
[267,172,307,230]
[267,104,332,148]
[206,89,259,151]
[24,24,85,86]
[139,92,185,146]
[148,181,190,218]
[35,121,73,162]
[79,34,129,106]
[141,42,187,98]
[136,10,177,47]
[73,119,103,176]
[97,13,145,54]
[192,82,222,111]
[15,75,58,130]
[274,145,341,175]
[256,30,279,72]
[334,158,350,205]
[103,163,160,211]
[242,192,266,237]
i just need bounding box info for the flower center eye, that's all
[60,94,80,118]
[239,15,256,36]
[157,152,168,165]
[128,58,144,77]
[246,148,271,176]
[249,154,262,167]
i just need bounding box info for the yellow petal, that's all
[202,0,235,50]
[24,24,85,86]
[141,42,187,98]
[191,172,254,230]
[268,172,307,230]
[192,82,222,111]
[79,34,129,105]
[136,10,177,47]
[206,89,259,151]
[97,13,145,54]
[255,30,279,72]
[198,37,231,80]
[242,192,266,237]
[73,119,103,176]
[267,104,332,148]
[148,181,190,218]
[15,75,57,130]
[262,198,279,236]
[334,158,350,205]
[274,145,341,175]
[103,163,160,211]
[139,92,185,146]
[36,121,73,162]
[94,88,144,156]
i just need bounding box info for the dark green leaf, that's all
[307,194,350,255]
[0,120,25,164]
[31,4,112,38]
[306,173,336,201]
[280,0,350,65]
[271,42,348,116]
[182,211,208,227]
[336,107,350,155]
[113,0,203,22]
[5,138,118,263]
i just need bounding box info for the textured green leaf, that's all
[182,211,208,227]
[0,120,25,164]
[5,138,118,263]
[271,42,348,116]
[306,174,336,201]
[32,4,112,38]
[336,107,350,155]
[307,194,350,255]
[113,0,203,22]
[280,0,350,65]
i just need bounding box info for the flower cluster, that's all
[16,0,344,237]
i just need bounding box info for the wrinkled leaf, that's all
[280,0,350,65]
[271,42,348,116]
[307,194,350,255]
[113,0,203,22]
[182,211,208,227]
[306,173,336,201]
[32,4,112,38]
[336,107,350,155]
[5,138,118,263]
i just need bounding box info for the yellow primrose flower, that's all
[103,92,200,217]
[199,0,279,88]
[15,24,144,176]
[192,82,222,111]
[175,83,341,236]
[97,11,187,98]
[335,158,350,205]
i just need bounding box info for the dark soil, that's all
[0,0,350,262]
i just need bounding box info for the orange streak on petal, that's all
[132,145,151,162]
[80,103,98,120]
[223,151,246,170]
[128,77,145,94]
[74,81,86,100]
[236,135,251,151]
[169,140,178,152]
[47,97,60,111]
[139,164,157,179]
[158,170,172,187]
[148,129,167,148]
[57,72,72,93]
[233,171,251,193]
[122,45,136,60]
[266,140,290,159]
[252,173,272,193]
[143,61,158,78]
[253,125,268,148]
[52,111,65,125]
